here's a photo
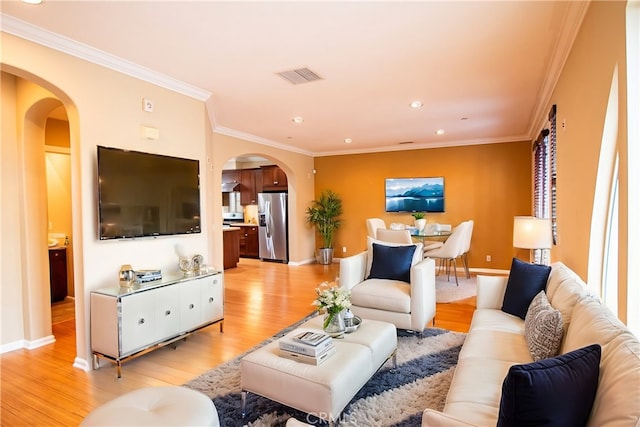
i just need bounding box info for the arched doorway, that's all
[221,154,290,265]
[44,106,75,324]
[2,70,81,363]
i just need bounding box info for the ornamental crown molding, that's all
[1,13,211,101]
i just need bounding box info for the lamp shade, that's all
[513,216,552,249]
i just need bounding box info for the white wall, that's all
[1,72,26,348]
[0,31,318,367]
[209,132,317,267]
[1,33,210,365]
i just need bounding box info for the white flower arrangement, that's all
[312,281,351,329]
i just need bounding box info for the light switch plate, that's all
[141,125,160,140]
[143,98,154,112]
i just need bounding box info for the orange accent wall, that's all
[313,141,532,270]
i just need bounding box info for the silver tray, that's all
[345,315,362,333]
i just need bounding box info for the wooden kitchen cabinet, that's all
[260,165,287,191]
[223,228,240,269]
[239,225,259,258]
[49,247,67,302]
[240,168,259,205]
[222,169,240,187]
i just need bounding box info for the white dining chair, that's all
[423,221,470,286]
[460,220,474,278]
[366,218,387,239]
[376,228,413,244]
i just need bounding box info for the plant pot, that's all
[414,218,427,232]
[317,248,334,265]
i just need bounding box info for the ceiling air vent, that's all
[276,67,323,85]
[399,141,414,145]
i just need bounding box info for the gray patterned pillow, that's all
[525,291,564,361]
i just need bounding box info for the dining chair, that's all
[423,221,470,286]
[376,228,413,244]
[365,218,387,239]
[417,223,444,256]
[460,220,474,279]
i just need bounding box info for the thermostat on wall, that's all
[142,98,154,112]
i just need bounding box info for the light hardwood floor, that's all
[0,258,474,426]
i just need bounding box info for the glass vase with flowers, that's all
[312,282,351,336]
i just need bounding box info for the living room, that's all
[1,0,638,425]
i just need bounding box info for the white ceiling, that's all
[1,1,588,156]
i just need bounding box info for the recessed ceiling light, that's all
[410,101,423,108]
[21,0,43,4]
[435,129,445,135]
[292,116,304,124]
[344,138,352,144]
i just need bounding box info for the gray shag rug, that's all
[184,314,466,426]
[435,274,477,303]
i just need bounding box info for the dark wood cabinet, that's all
[254,168,263,194]
[240,169,259,205]
[224,166,286,205]
[239,225,259,258]
[49,247,67,302]
[223,229,240,269]
[222,170,240,187]
[260,165,288,191]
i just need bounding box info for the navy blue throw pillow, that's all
[502,258,552,319]
[367,243,416,283]
[497,344,601,427]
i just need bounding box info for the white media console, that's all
[90,270,224,378]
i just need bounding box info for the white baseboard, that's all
[435,267,509,276]
[287,257,317,266]
[73,356,91,372]
[1,334,56,354]
[25,334,56,349]
[0,339,27,354]
[468,267,510,275]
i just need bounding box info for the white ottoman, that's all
[80,386,219,426]
[241,317,397,424]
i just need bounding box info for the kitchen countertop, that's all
[223,223,258,228]
[222,226,241,231]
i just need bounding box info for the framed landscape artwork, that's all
[385,177,445,213]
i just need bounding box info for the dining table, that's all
[409,230,451,241]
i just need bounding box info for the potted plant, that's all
[305,190,343,264]
[412,212,427,231]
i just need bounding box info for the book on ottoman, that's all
[293,331,331,346]
[278,344,336,366]
[279,331,333,357]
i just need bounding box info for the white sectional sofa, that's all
[423,261,640,426]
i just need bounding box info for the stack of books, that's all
[278,331,336,365]
[135,269,162,283]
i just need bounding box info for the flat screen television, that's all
[385,177,445,213]
[97,146,201,240]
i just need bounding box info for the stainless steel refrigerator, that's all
[258,192,288,263]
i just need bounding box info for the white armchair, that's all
[339,237,436,333]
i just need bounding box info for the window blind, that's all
[549,105,558,245]
[532,105,557,263]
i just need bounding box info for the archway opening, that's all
[221,154,290,266]
[2,69,80,364]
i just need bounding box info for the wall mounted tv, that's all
[385,177,445,213]
[97,146,201,240]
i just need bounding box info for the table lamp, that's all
[513,216,552,264]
